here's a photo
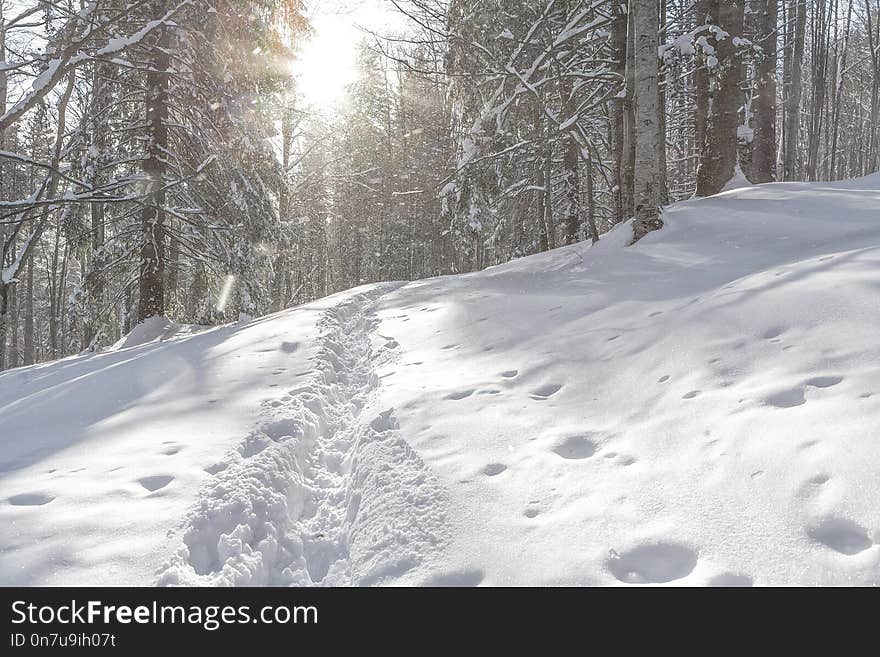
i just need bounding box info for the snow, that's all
[3,177,880,585]
[720,165,752,192]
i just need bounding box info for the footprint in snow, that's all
[446,389,475,400]
[807,517,873,555]
[530,383,563,400]
[162,445,183,455]
[524,508,541,518]
[657,375,670,383]
[369,409,398,432]
[552,435,596,460]
[8,492,55,506]
[798,474,831,498]
[500,370,518,379]
[137,475,174,492]
[607,542,698,584]
[262,418,299,441]
[764,387,806,408]
[204,462,228,475]
[682,390,701,399]
[805,376,843,388]
[763,376,843,409]
[707,573,753,587]
[482,463,507,477]
[648,311,663,318]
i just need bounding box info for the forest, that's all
[0,0,876,368]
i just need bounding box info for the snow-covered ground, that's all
[2,177,880,585]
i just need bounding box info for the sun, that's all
[291,12,360,109]
[290,1,406,110]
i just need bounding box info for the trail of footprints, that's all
[444,368,568,404]
[5,438,185,507]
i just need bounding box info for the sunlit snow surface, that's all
[2,177,880,585]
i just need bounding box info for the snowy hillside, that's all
[2,177,880,586]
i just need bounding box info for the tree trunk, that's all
[694,0,711,159]
[631,0,662,243]
[751,0,778,183]
[695,0,745,197]
[137,25,170,322]
[562,133,580,245]
[829,0,853,180]
[622,2,637,220]
[23,257,34,365]
[610,2,628,223]
[658,0,668,204]
[782,0,806,181]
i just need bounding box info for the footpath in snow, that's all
[2,176,880,585]
[0,285,448,586]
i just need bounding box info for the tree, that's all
[782,0,807,181]
[695,0,746,196]
[631,0,662,242]
[750,0,778,183]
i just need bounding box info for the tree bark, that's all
[694,0,711,159]
[137,25,170,322]
[631,0,662,243]
[610,2,627,223]
[621,2,636,220]
[695,0,745,196]
[23,257,34,365]
[782,0,806,181]
[751,0,778,183]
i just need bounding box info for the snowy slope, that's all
[2,177,880,586]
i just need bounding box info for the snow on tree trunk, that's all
[695,0,745,197]
[631,0,662,244]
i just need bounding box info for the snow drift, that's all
[2,176,879,585]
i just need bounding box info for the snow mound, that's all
[107,316,208,352]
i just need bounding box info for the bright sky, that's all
[293,0,405,109]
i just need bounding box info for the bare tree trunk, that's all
[23,257,34,365]
[694,0,711,159]
[8,283,18,368]
[137,25,170,321]
[751,0,779,183]
[84,63,107,347]
[610,2,627,223]
[585,146,599,244]
[806,0,832,181]
[631,0,662,243]
[562,133,580,245]
[783,0,807,181]
[536,154,549,252]
[622,2,636,219]
[695,0,745,196]
[829,0,853,180]
[866,0,880,173]
[658,0,668,204]
[543,143,556,249]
